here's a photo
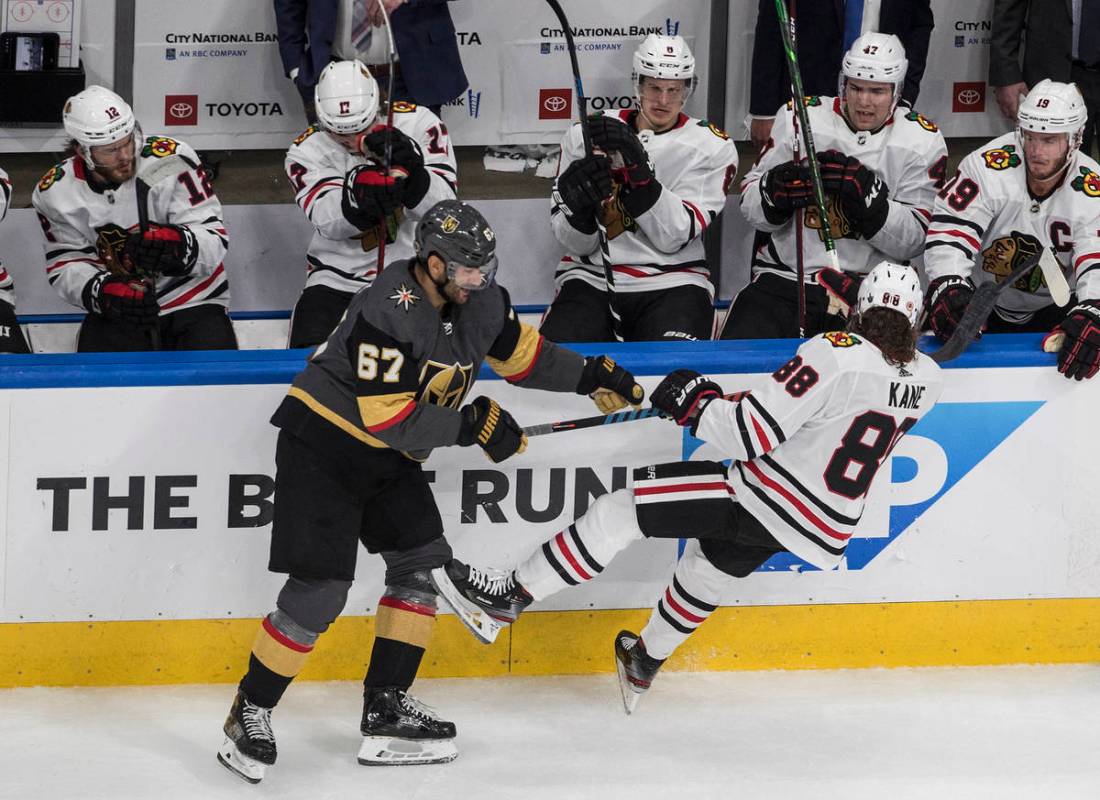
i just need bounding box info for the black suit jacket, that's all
[989,0,1073,88]
[274,0,337,92]
[391,0,468,108]
[749,0,934,117]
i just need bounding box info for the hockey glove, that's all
[342,164,405,230]
[576,355,645,414]
[122,223,197,278]
[360,125,431,209]
[90,274,160,326]
[926,275,975,342]
[651,369,722,432]
[458,396,528,463]
[816,150,889,238]
[759,161,814,225]
[586,115,660,216]
[816,268,862,318]
[1044,300,1100,381]
[554,155,613,232]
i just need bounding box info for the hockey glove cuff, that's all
[342,165,405,230]
[1046,300,1100,381]
[90,274,160,326]
[458,396,528,463]
[816,268,862,318]
[576,355,645,414]
[926,275,975,342]
[651,369,722,431]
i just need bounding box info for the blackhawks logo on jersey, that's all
[94,223,135,276]
[1071,166,1100,197]
[904,111,939,132]
[142,136,179,159]
[981,230,1047,292]
[805,196,855,242]
[293,126,318,146]
[600,184,637,240]
[699,120,729,140]
[37,164,64,192]
[391,100,417,114]
[419,360,473,410]
[982,144,1021,170]
[823,331,861,348]
[786,96,822,110]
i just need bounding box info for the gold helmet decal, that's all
[440,215,460,234]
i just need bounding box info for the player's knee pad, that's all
[573,488,644,565]
[275,575,353,636]
[675,539,734,603]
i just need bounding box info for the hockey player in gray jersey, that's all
[0,167,30,353]
[434,261,941,713]
[217,200,644,782]
[923,79,1100,381]
[722,33,945,340]
[284,59,458,347]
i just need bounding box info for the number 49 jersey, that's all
[924,133,1100,322]
[696,331,942,570]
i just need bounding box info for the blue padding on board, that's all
[0,334,1058,389]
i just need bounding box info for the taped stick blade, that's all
[136,154,191,189]
[1038,248,1072,307]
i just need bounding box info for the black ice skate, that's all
[217,690,277,784]
[613,630,665,715]
[358,687,458,766]
[430,559,533,644]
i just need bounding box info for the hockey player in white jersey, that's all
[722,33,946,339]
[284,59,458,347]
[542,33,738,342]
[0,167,31,353]
[434,261,942,712]
[31,86,234,352]
[923,79,1100,381]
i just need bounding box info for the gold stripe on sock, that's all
[375,600,435,649]
[251,617,314,678]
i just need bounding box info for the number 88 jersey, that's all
[924,132,1100,324]
[695,331,942,570]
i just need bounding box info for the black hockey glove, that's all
[122,223,197,278]
[586,115,660,216]
[816,267,862,318]
[925,275,975,342]
[360,124,431,208]
[651,369,722,433]
[759,161,814,225]
[554,155,613,232]
[89,274,160,326]
[816,150,889,238]
[576,355,645,414]
[341,164,405,230]
[1046,300,1100,381]
[458,396,528,463]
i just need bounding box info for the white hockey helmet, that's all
[1016,79,1087,153]
[315,59,380,135]
[632,34,697,102]
[63,85,137,150]
[839,32,908,109]
[857,261,923,327]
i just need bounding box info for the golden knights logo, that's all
[37,165,64,192]
[418,360,473,410]
[142,136,179,159]
[441,214,460,234]
[1071,166,1100,198]
[905,111,939,132]
[805,196,855,241]
[981,230,1047,292]
[982,144,1021,170]
[293,126,318,146]
[823,331,861,348]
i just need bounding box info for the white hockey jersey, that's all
[284,102,458,295]
[697,330,942,570]
[923,133,1100,322]
[31,137,229,316]
[551,109,738,296]
[741,97,947,281]
[0,167,14,307]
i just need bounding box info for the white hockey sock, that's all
[516,488,644,600]
[640,539,730,660]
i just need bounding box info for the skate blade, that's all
[429,566,506,645]
[217,737,268,784]
[614,654,644,716]
[357,735,458,766]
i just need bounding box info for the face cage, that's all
[81,122,142,172]
[443,253,498,291]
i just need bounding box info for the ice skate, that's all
[217,690,277,784]
[613,631,665,715]
[430,559,532,644]
[358,687,458,766]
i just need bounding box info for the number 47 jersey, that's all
[695,331,943,570]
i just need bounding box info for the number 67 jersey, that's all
[696,331,942,570]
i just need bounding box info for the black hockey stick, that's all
[372,1,398,274]
[543,0,623,341]
[930,249,1048,363]
[522,391,748,437]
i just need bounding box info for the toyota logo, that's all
[957,89,981,106]
[169,101,195,119]
[544,95,568,113]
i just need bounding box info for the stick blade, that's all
[1038,248,1072,307]
[136,154,191,189]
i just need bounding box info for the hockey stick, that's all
[521,391,748,437]
[929,249,1050,363]
[372,0,398,274]
[786,0,807,337]
[543,0,623,341]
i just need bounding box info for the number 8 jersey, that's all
[696,331,942,570]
